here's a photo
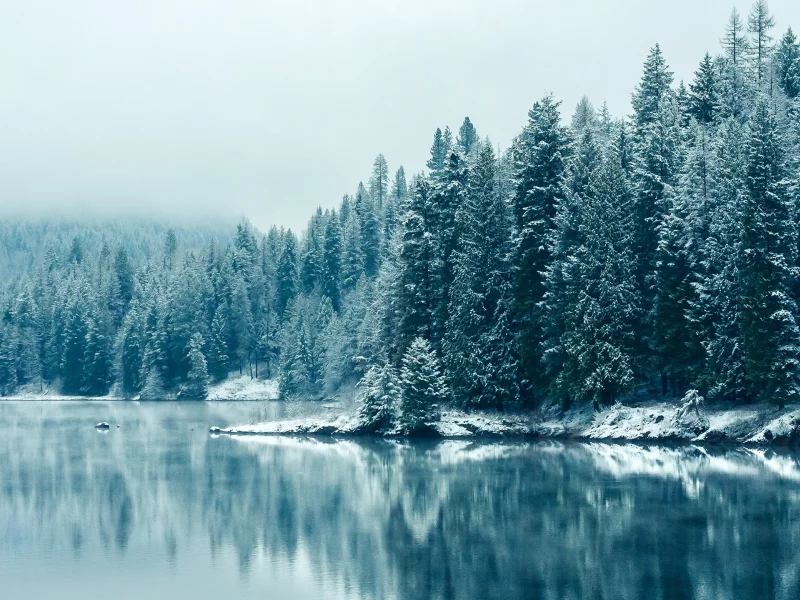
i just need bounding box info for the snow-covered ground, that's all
[0,382,121,401]
[218,400,800,447]
[206,376,279,401]
[1,376,278,401]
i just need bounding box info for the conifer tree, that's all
[719,8,752,119]
[571,96,597,133]
[356,363,400,432]
[695,123,748,401]
[119,300,145,395]
[207,303,230,381]
[427,127,448,174]
[369,154,390,210]
[61,289,88,394]
[322,212,343,311]
[113,248,134,324]
[300,212,324,294]
[13,282,42,386]
[230,274,253,375]
[738,99,799,407]
[444,145,517,407]
[341,210,365,291]
[457,117,478,156]
[747,0,775,86]
[275,231,298,318]
[164,228,178,271]
[0,324,19,395]
[775,28,800,99]
[689,53,719,124]
[398,337,447,435]
[82,310,113,396]
[631,73,680,369]
[356,191,381,278]
[181,333,208,400]
[545,144,640,407]
[384,166,407,244]
[431,149,469,348]
[397,179,439,355]
[512,94,568,402]
[632,45,674,127]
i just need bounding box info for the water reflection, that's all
[0,402,799,599]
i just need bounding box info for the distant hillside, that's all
[0,216,239,279]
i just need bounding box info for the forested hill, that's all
[1,3,800,428]
[0,217,236,280]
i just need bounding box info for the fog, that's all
[1,0,798,233]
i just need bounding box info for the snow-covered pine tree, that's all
[341,209,365,291]
[230,274,253,375]
[571,96,597,134]
[775,28,800,99]
[689,53,719,124]
[577,147,640,405]
[13,281,42,386]
[383,166,407,247]
[396,179,439,355]
[444,144,517,408]
[430,148,469,350]
[355,184,381,278]
[82,308,113,396]
[356,363,400,432]
[275,231,298,319]
[0,323,19,395]
[322,211,343,312]
[738,98,800,407]
[630,53,680,374]
[427,127,448,174]
[369,154,389,210]
[457,116,478,157]
[207,303,230,380]
[181,333,208,400]
[119,299,145,395]
[300,210,324,294]
[61,283,89,394]
[398,337,447,435]
[543,127,601,407]
[512,94,568,403]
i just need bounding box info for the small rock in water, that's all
[209,426,221,434]
[116,424,120,428]
[95,422,110,429]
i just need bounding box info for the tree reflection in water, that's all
[0,401,799,600]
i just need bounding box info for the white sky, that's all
[1,0,799,233]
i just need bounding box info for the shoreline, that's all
[215,400,800,448]
[0,375,280,403]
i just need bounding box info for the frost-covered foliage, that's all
[179,333,209,400]
[356,363,400,433]
[2,3,800,410]
[398,338,447,435]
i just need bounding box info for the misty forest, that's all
[2,3,800,431]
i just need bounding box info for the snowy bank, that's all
[216,401,800,447]
[206,376,279,401]
[1,376,278,401]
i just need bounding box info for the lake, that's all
[0,401,798,600]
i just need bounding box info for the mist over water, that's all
[0,401,798,599]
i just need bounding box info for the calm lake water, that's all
[1,401,799,600]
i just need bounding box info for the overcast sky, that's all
[1,0,799,233]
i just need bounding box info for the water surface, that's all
[1,401,799,599]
